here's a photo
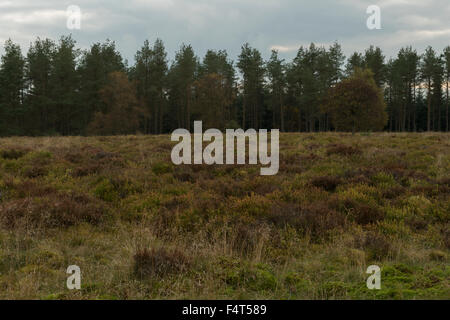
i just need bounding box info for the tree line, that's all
[0,35,449,136]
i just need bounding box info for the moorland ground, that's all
[0,132,448,299]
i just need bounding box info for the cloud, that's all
[0,0,448,64]
[0,9,66,25]
[397,15,440,28]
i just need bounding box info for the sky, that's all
[1,0,449,65]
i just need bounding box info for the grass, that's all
[0,132,448,299]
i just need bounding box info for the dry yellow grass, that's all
[0,133,449,299]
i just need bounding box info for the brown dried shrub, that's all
[411,185,441,197]
[133,247,191,278]
[269,202,347,241]
[0,193,108,229]
[72,164,101,177]
[407,216,428,231]
[443,229,450,250]
[279,153,310,173]
[437,177,450,187]
[0,149,28,159]
[342,200,385,225]
[310,176,342,192]
[382,186,406,199]
[191,164,213,173]
[173,166,195,183]
[151,208,179,238]
[244,178,279,196]
[5,180,56,198]
[355,232,390,260]
[64,146,123,168]
[22,166,48,178]
[199,177,248,198]
[326,144,362,156]
[343,170,371,185]
[232,223,259,256]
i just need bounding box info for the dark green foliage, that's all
[0,37,449,135]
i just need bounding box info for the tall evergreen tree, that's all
[386,47,420,131]
[168,44,197,130]
[421,46,441,131]
[345,52,364,76]
[25,38,55,134]
[266,50,286,131]
[237,43,265,129]
[0,39,25,135]
[78,40,124,132]
[195,49,235,128]
[288,44,330,131]
[150,39,168,134]
[49,35,80,135]
[328,42,345,85]
[133,39,154,133]
[364,45,385,87]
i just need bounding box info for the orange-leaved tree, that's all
[321,68,388,133]
[192,73,233,130]
[88,71,145,135]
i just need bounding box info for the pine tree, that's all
[168,44,197,130]
[195,49,235,128]
[237,43,265,129]
[25,38,55,134]
[49,35,80,135]
[150,39,168,134]
[364,45,385,88]
[0,39,25,135]
[78,40,125,132]
[266,50,286,131]
[421,47,440,131]
[345,52,364,76]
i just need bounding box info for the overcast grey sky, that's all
[1,0,449,64]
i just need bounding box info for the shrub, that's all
[429,250,446,261]
[232,223,259,256]
[152,162,172,175]
[339,199,385,225]
[72,164,101,177]
[22,165,48,178]
[0,149,27,160]
[310,176,342,192]
[443,229,450,250]
[5,180,56,198]
[133,247,191,278]
[94,179,119,202]
[269,202,347,241]
[326,144,361,156]
[0,193,107,229]
[225,263,277,291]
[173,168,195,183]
[382,186,405,199]
[355,232,390,260]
